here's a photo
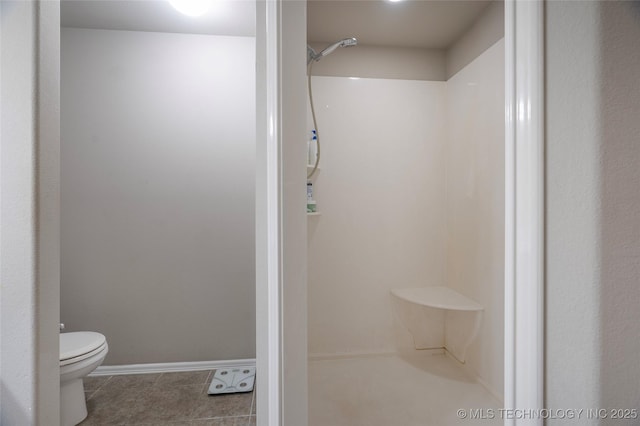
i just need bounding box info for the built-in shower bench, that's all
[391,286,483,311]
[390,286,483,363]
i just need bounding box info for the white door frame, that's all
[255,0,283,425]
[504,0,545,424]
[257,0,546,425]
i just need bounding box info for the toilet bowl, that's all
[60,332,108,426]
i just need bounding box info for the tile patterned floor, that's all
[80,370,256,426]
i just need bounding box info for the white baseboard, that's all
[90,358,256,377]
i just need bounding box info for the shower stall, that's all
[305,2,505,425]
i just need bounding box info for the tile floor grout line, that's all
[205,369,214,386]
[249,387,256,417]
[150,372,161,386]
[86,375,112,401]
[190,414,253,422]
[195,415,252,418]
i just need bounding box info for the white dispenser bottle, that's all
[308,130,318,166]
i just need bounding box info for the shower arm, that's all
[307,46,319,65]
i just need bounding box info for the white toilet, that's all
[60,331,108,426]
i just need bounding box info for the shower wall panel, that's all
[445,39,505,399]
[307,77,448,357]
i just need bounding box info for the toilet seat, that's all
[60,332,107,366]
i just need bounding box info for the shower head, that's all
[307,37,358,64]
[318,37,358,57]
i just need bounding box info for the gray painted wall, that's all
[308,1,503,82]
[445,0,504,80]
[546,1,640,421]
[61,28,256,365]
[446,1,504,80]
[308,43,446,81]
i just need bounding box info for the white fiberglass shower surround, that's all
[306,38,504,426]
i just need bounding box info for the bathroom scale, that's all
[207,366,256,395]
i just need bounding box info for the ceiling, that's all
[61,0,493,49]
[60,0,255,37]
[308,0,493,49]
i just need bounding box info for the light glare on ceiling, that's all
[168,0,212,17]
